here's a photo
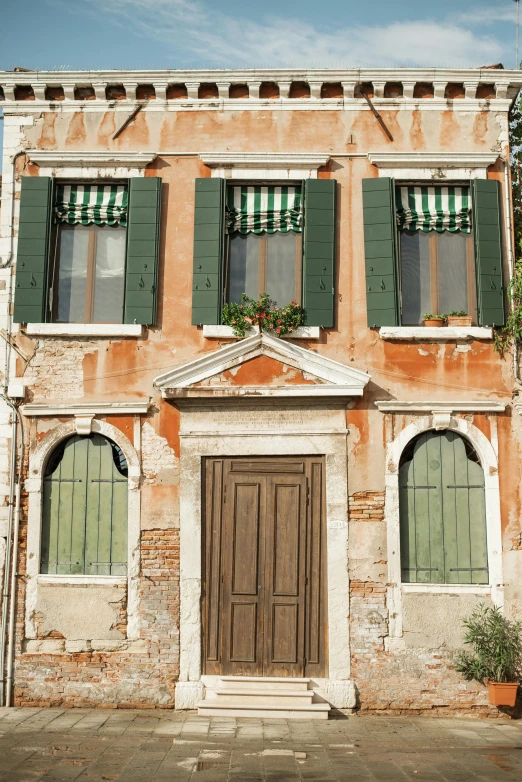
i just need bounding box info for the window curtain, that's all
[226,185,302,234]
[396,185,472,233]
[55,184,128,227]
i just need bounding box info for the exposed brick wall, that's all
[13,528,180,708]
[23,339,98,401]
[348,491,384,522]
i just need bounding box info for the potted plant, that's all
[446,310,472,327]
[222,293,305,338]
[422,313,446,327]
[454,603,522,707]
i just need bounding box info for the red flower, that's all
[289,327,293,332]
[269,324,274,329]
[232,320,236,324]
[239,304,243,309]
[277,319,282,324]
[276,328,281,334]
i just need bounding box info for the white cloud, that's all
[84,0,506,68]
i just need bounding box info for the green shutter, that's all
[362,177,399,327]
[124,177,162,325]
[472,179,505,326]
[303,179,336,327]
[41,434,128,576]
[400,431,488,585]
[192,178,225,325]
[13,176,53,324]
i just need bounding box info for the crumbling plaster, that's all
[33,584,126,641]
[402,593,493,650]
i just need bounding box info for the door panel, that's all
[203,456,326,677]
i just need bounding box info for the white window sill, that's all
[25,323,144,337]
[402,583,491,595]
[202,324,320,340]
[37,575,127,586]
[379,326,493,341]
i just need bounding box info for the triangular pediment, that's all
[153,333,370,398]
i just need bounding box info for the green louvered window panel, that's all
[41,434,128,576]
[13,176,54,324]
[303,179,336,327]
[192,178,225,325]
[124,177,162,325]
[362,177,400,327]
[472,179,505,326]
[399,431,488,585]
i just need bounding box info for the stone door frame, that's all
[174,403,355,710]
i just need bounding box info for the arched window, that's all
[41,434,128,575]
[399,430,488,585]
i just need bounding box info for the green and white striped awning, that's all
[226,185,302,234]
[55,184,128,227]
[396,185,472,233]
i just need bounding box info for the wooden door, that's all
[202,456,326,678]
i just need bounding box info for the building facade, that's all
[0,68,522,714]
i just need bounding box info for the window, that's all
[397,185,476,325]
[13,176,162,327]
[41,434,128,575]
[226,185,302,306]
[399,430,488,585]
[51,184,127,323]
[362,178,505,329]
[191,178,336,328]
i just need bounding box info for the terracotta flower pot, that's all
[487,681,519,707]
[423,318,445,328]
[447,316,472,327]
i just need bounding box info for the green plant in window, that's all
[454,603,522,685]
[494,261,522,356]
[422,313,447,321]
[447,310,469,317]
[222,293,305,338]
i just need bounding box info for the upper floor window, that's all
[53,184,127,323]
[226,185,303,306]
[191,178,336,329]
[363,178,505,329]
[396,186,477,325]
[41,434,128,576]
[13,176,162,327]
[399,430,488,585]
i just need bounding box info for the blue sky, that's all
[1,0,521,148]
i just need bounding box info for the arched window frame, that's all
[384,414,503,642]
[25,419,141,642]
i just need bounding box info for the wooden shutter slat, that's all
[124,177,162,325]
[362,177,399,327]
[472,179,505,326]
[303,179,336,328]
[192,178,225,325]
[13,176,53,324]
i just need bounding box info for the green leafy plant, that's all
[494,261,522,356]
[422,313,446,321]
[454,603,522,684]
[447,310,468,317]
[222,293,305,338]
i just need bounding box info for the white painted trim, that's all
[176,421,352,708]
[154,332,370,395]
[384,414,504,641]
[27,151,156,168]
[25,323,144,337]
[402,584,491,595]
[21,402,149,417]
[202,325,320,340]
[25,419,141,642]
[379,326,493,340]
[375,400,506,413]
[37,575,127,586]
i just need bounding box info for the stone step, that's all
[197,701,330,720]
[210,688,314,706]
[218,676,311,691]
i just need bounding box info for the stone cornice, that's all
[375,400,506,413]
[200,152,330,169]
[21,402,149,416]
[27,151,156,168]
[368,152,499,169]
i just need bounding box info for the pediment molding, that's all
[154,333,370,398]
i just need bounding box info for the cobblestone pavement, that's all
[1,708,522,781]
